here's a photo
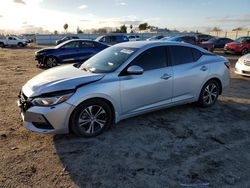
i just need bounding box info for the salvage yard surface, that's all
[0,45,250,188]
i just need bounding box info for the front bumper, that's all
[17,96,75,134]
[35,54,45,63]
[224,47,240,54]
[235,61,250,76]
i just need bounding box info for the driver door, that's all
[119,46,173,115]
[58,41,81,62]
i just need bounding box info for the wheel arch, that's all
[44,55,60,65]
[201,77,222,95]
[68,96,117,133]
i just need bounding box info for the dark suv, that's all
[95,35,129,45]
[165,35,214,52]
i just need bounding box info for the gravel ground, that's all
[0,45,250,188]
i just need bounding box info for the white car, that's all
[0,36,28,48]
[235,54,250,76]
[127,35,140,41]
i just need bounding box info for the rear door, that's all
[120,46,173,115]
[169,45,208,102]
[78,41,99,61]
[7,37,17,45]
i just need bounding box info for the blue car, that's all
[35,39,109,68]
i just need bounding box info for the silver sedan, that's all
[18,41,230,137]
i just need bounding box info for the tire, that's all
[70,99,113,137]
[17,42,24,47]
[0,42,5,48]
[45,56,58,68]
[242,48,249,55]
[198,80,220,107]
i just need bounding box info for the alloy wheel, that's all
[46,57,57,68]
[203,83,218,105]
[242,49,248,55]
[78,105,107,135]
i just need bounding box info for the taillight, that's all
[224,62,231,69]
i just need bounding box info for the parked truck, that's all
[0,36,28,48]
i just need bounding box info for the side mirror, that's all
[127,65,144,75]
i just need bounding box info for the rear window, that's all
[170,46,201,65]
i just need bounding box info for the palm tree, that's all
[64,23,68,33]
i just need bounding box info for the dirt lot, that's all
[0,45,250,188]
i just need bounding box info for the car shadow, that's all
[53,98,250,187]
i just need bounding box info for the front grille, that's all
[32,122,54,130]
[18,91,33,112]
[244,61,250,66]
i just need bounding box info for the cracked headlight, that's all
[32,92,73,106]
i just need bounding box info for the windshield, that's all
[160,36,171,41]
[166,36,182,42]
[95,36,103,41]
[55,40,71,49]
[80,46,138,73]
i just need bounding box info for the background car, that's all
[0,36,27,47]
[235,53,250,76]
[95,35,129,45]
[146,35,165,41]
[35,39,109,67]
[224,36,250,55]
[164,35,214,52]
[56,36,79,45]
[202,37,233,48]
[195,34,214,42]
[127,35,140,41]
[19,41,230,137]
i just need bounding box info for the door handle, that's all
[200,66,208,71]
[161,74,172,80]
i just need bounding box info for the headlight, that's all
[32,93,73,106]
[237,57,244,64]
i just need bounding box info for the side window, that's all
[130,47,167,71]
[81,41,95,48]
[61,41,80,49]
[192,48,202,61]
[170,46,195,65]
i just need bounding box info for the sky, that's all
[0,0,249,34]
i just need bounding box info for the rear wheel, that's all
[17,42,24,47]
[198,80,220,107]
[0,42,5,48]
[242,48,249,55]
[70,99,113,137]
[45,56,58,68]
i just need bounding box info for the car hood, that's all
[22,64,104,98]
[240,53,250,61]
[35,48,56,54]
[226,42,239,47]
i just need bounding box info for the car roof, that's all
[65,39,94,42]
[114,41,203,50]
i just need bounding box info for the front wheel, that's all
[17,42,24,47]
[198,80,220,107]
[242,48,249,55]
[45,56,58,68]
[0,43,5,48]
[70,99,113,137]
